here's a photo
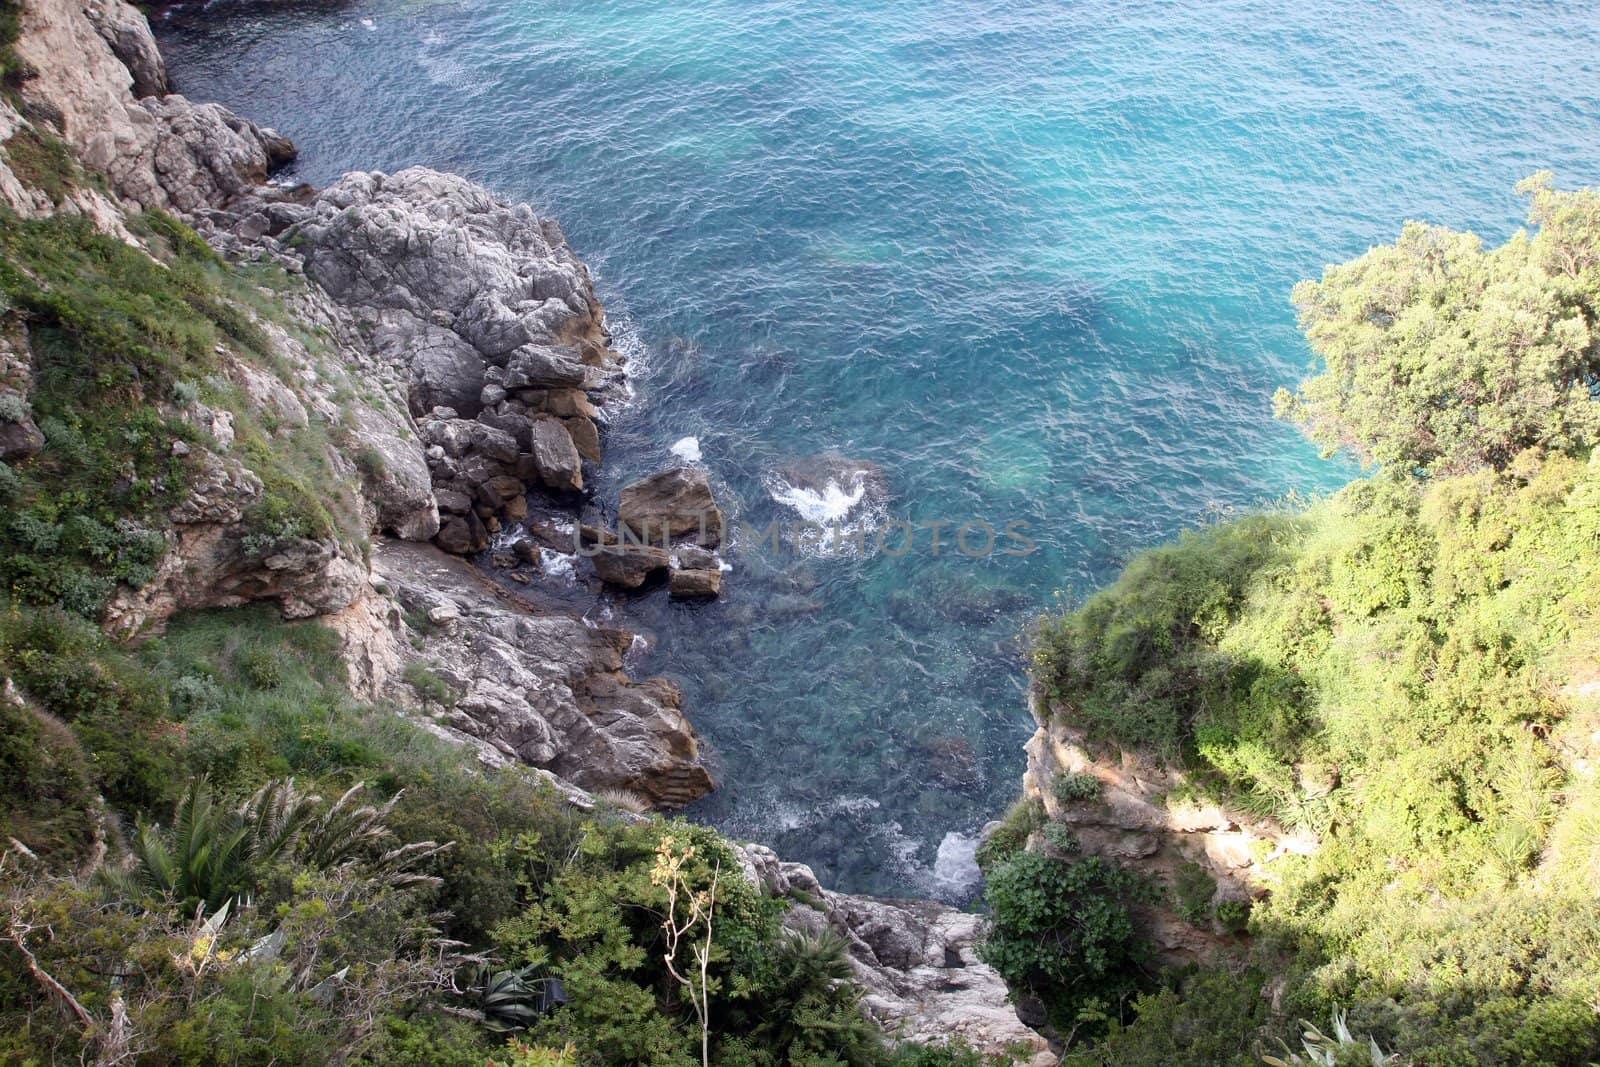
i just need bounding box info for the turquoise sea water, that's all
[155,0,1600,895]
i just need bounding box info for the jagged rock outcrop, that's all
[12,0,293,214]
[374,540,714,806]
[619,465,725,547]
[84,0,168,98]
[1020,690,1315,965]
[200,167,627,553]
[736,844,1053,1065]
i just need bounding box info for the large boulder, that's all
[668,567,720,599]
[373,313,487,418]
[349,409,439,541]
[503,344,589,391]
[529,415,583,491]
[0,394,43,460]
[591,543,670,589]
[564,415,602,462]
[436,512,489,555]
[619,466,724,548]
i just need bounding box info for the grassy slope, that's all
[0,158,992,1066]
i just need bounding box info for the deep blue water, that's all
[155,0,1600,895]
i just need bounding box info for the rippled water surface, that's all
[156,0,1600,894]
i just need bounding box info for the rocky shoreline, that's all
[0,0,1050,1058]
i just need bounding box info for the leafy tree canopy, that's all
[1276,173,1600,475]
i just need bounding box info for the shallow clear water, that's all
[155,0,1600,896]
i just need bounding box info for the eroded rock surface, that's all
[14,0,291,214]
[202,167,627,553]
[374,540,714,807]
[1021,689,1315,966]
[736,844,1054,1064]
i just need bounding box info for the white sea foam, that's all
[539,548,576,583]
[769,474,866,525]
[360,17,375,30]
[931,832,981,897]
[763,465,887,559]
[670,436,702,463]
[715,789,979,902]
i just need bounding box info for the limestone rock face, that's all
[373,313,486,418]
[350,409,440,542]
[283,169,598,346]
[84,0,168,98]
[0,335,43,460]
[214,167,628,551]
[13,0,291,214]
[734,845,1053,1065]
[619,466,725,548]
[376,541,714,807]
[104,458,368,635]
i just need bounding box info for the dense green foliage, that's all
[2,597,1001,1066]
[0,209,362,618]
[1056,968,1269,1067]
[1275,176,1600,475]
[1025,178,1600,1065]
[977,851,1149,1036]
[0,203,994,1066]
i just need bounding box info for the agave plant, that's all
[1262,1008,1401,1066]
[477,965,568,1033]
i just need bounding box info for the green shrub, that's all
[403,661,458,706]
[1053,771,1103,803]
[1031,512,1304,759]
[0,696,97,862]
[1042,821,1080,855]
[979,850,1151,1034]
[0,601,177,813]
[1173,862,1216,925]
[2,128,78,204]
[975,796,1043,873]
[1276,175,1600,476]
[1214,898,1250,936]
[1058,968,1270,1067]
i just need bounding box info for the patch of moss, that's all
[2,127,77,204]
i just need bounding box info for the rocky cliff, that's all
[1018,688,1313,967]
[0,0,1049,1057]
